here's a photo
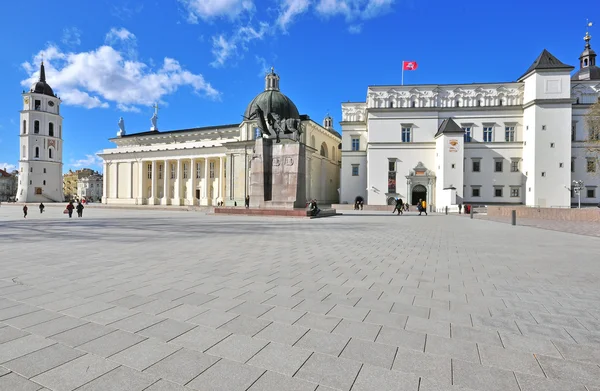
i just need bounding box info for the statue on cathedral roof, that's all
[117,117,126,137]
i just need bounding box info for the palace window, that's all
[209,162,215,178]
[471,187,480,197]
[483,126,493,142]
[170,163,176,179]
[158,164,163,180]
[351,137,360,151]
[511,188,520,197]
[388,160,396,172]
[411,101,416,108]
[505,126,515,142]
[401,127,411,143]
[587,158,596,173]
[472,159,481,172]
[183,163,189,179]
[542,125,546,131]
[511,159,519,172]
[494,160,503,172]
[352,164,359,176]
[462,127,472,143]
[147,163,152,179]
[494,187,503,197]
[541,172,546,177]
[571,158,575,172]
[34,121,40,134]
[49,123,54,137]
[587,188,596,198]
[35,147,39,158]
[30,167,33,173]
[196,162,202,179]
[22,120,26,134]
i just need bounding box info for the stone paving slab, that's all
[1,207,600,391]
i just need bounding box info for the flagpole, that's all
[402,67,404,86]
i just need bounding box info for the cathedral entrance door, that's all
[411,185,427,205]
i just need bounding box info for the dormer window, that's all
[389,101,394,108]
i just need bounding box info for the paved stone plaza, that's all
[0,206,599,391]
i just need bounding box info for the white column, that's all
[190,158,196,205]
[114,163,119,199]
[129,161,134,199]
[174,159,181,202]
[163,160,168,200]
[138,161,144,203]
[102,163,108,203]
[203,158,209,199]
[151,160,156,201]
[219,156,225,201]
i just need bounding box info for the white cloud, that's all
[255,55,270,77]
[315,0,394,21]
[70,152,104,169]
[21,31,220,111]
[179,0,255,22]
[111,2,144,20]
[61,27,82,47]
[277,0,311,30]
[210,22,269,67]
[0,163,16,173]
[106,27,136,42]
[105,27,138,59]
[348,24,362,33]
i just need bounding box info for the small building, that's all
[0,169,18,202]
[63,168,95,201]
[77,173,103,202]
[99,69,341,206]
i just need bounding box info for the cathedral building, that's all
[16,62,64,203]
[99,70,341,206]
[340,32,600,208]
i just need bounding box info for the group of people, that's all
[392,198,427,215]
[22,201,84,218]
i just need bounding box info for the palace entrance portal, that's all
[411,185,427,205]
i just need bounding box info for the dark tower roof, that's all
[435,118,464,138]
[30,62,55,97]
[244,68,300,120]
[518,49,574,80]
[572,31,600,81]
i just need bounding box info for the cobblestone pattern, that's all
[0,207,599,391]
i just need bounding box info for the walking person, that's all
[392,198,399,214]
[39,203,45,214]
[458,203,462,214]
[66,201,74,218]
[23,204,28,218]
[76,201,84,218]
[421,199,428,216]
[395,198,404,215]
[245,195,250,209]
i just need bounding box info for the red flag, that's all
[403,61,418,71]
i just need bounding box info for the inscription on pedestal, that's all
[285,157,294,166]
[273,158,281,166]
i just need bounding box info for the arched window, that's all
[22,120,27,134]
[35,147,39,158]
[49,123,54,137]
[34,121,40,134]
[584,59,589,67]
[49,148,53,159]
[43,180,46,185]
[320,142,328,158]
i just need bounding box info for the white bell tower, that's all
[16,62,64,203]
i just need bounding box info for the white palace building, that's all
[340,33,600,209]
[99,70,341,206]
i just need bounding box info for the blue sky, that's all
[0,0,598,173]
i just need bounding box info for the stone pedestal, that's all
[249,138,306,209]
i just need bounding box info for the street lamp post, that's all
[572,180,584,209]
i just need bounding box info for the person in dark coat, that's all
[66,201,74,218]
[395,198,404,215]
[23,205,28,218]
[39,203,45,214]
[76,201,84,218]
[245,195,250,208]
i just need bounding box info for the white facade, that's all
[77,174,103,202]
[99,71,341,206]
[341,42,600,209]
[16,63,64,203]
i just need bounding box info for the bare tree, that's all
[585,99,600,172]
